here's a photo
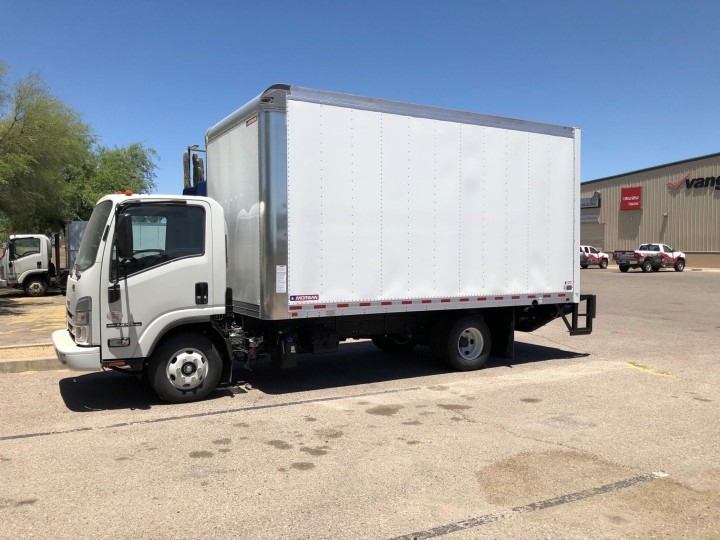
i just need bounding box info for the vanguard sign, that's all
[668,173,720,191]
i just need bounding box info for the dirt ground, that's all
[0,289,65,362]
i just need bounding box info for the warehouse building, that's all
[580,152,720,268]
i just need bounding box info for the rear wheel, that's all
[600,258,608,269]
[147,333,222,403]
[619,265,629,273]
[642,260,653,273]
[674,259,685,272]
[371,334,417,353]
[433,316,492,371]
[24,278,48,297]
[652,266,661,272]
[580,264,588,269]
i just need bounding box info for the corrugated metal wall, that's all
[581,154,720,254]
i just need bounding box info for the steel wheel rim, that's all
[166,349,208,390]
[457,327,484,360]
[28,282,43,294]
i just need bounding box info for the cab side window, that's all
[11,238,41,259]
[112,204,205,279]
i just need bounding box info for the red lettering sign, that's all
[620,186,642,210]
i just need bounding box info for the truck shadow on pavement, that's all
[0,291,64,316]
[57,340,588,412]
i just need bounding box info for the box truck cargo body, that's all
[53,85,595,403]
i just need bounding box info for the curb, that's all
[0,342,54,351]
[0,357,62,374]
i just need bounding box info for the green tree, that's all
[65,143,159,220]
[0,63,159,233]
[0,63,93,234]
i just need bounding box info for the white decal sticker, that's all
[276,265,287,294]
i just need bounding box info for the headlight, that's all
[72,296,92,345]
[74,311,90,325]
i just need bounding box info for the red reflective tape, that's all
[422,299,432,304]
[478,297,487,301]
[528,295,536,299]
[558,293,566,298]
[495,296,504,300]
[543,294,551,298]
[402,300,412,305]
[381,301,392,306]
[359,302,371,307]
[291,313,298,318]
[314,305,326,309]
[289,306,302,311]
[441,299,451,303]
[459,298,469,302]
[511,296,520,300]
[337,303,349,308]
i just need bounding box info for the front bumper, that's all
[52,329,101,371]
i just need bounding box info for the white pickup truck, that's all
[612,243,686,273]
[580,245,609,269]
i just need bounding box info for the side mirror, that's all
[116,214,134,259]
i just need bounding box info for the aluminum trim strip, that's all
[285,86,575,139]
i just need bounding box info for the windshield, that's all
[75,201,113,273]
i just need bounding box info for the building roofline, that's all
[583,151,720,185]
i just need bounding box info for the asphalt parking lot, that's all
[1,268,719,539]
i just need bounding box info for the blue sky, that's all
[2,1,719,194]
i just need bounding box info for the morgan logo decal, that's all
[290,295,319,301]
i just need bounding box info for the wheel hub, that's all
[166,350,207,390]
[457,328,484,360]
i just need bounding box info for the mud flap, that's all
[486,307,514,361]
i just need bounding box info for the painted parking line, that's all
[626,361,673,377]
[390,471,669,540]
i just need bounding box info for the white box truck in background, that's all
[52,84,595,403]
[0,221,88,296]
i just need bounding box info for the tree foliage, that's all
[0,62,158,235]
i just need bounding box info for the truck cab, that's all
[52,194,228,401]
[0,234,53,295]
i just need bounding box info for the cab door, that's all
[99,200,213,363]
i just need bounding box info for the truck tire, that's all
[433,316,492,371]
[147,333,222,403]
[652,266,660,272]
[674,259,685,272]
[619,265,629,273]
[641,260,653,273]
[371,335,417,353]
[600,258,608,269]
[24,278,48,297]
[580,264,588,269]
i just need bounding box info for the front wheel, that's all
[433,316,492,371]
[674,259,685,272]
[147,333,223,403]
[600,258,608,269]
[24,278,48,297]
[619,265,629,273]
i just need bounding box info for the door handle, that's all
[195,282,208,305]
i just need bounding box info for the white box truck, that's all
[52,85,595,403]
[0,221,87,296]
